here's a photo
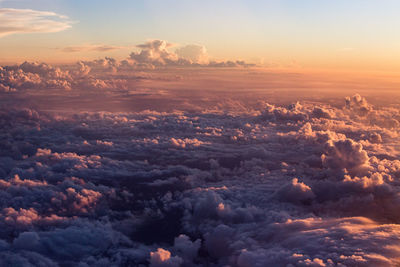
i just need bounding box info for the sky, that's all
[1,0,400,71]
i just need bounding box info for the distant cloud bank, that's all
[0,40,255,92]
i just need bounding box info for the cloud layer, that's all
[0,87,399,266]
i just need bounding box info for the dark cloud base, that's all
[0,93,399,266]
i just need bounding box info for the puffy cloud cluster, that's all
[129,40,180,67]
[345,94,372,116]
[322,138,371,175]
[276,178,315,204]
[126,40,254,69]
[0,61,127,91]
[344,93,400,129]
[0,62,72,91]
[0,93,399,266]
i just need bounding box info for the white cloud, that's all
[0,8,72,38]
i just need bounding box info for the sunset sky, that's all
[1,1,400,266]
[1,0,400,70]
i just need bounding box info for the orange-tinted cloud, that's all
[61,44,131,53]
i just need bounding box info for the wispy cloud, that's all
[0,8,72,38]
[61,44,131,53]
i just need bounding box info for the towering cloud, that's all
[322,138,371,175]
[126,39,253,68]
[130,40,180,67]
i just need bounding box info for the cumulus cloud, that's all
[149,248,183,267]
[0,8,72,38]
[345,93,372,116]
[129,40,180,67]
[322,138,371,175]
[175,44,209,64]
[276,178,315,204]
[0,61,128,91]
[173,234,201,262]
[126,39,254,69]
